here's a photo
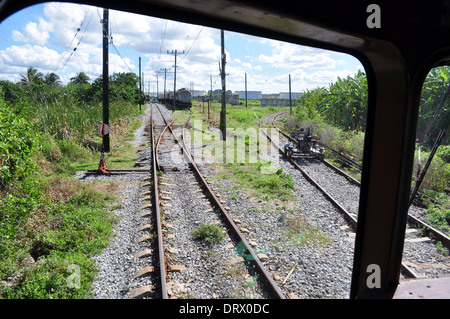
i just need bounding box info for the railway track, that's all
[94,105,447,299]
[131,103,286,299]
[262,111,450,280]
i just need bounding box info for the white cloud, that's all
[12,19,51,45]
[42,3,98,47]
[258,42,342,70]
[0,2,362,92]
[0,44,60,69]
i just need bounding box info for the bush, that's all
[413,151,449,192]
[0,99,35,190]
[436,145,450,163]
[192,223,225,243]
[227,108,254,123]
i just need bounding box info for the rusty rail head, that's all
[261,119,356,228]
[155,104,286,299]
[181,122,286,299]
[260,112,428,279]
[268,113,450,251]
[155,112,182,172]
[150,104,168,299]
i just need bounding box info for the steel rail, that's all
[260,113,421,279]
[271,113,450,250]
[155,104,286,299]
[155,113,182,172]
[150,103,168,299]
[273,112,443,207]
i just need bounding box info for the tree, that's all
[322,70,368,131]
[44,72,62,86]
[0,80,25,104]
[414,66,450,178]
[418,66,450,147]
[296,87,326,121]
[88,72,141,104]
[19,67,44,89]
[70,72,90,85]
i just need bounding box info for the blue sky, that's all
[0,2,363,94]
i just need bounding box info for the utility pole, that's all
[138,57,142,110]
[156,73,158,99]
[167,49,184,112]
[289,74,292,115]
[220,29,226,141]
[209,74,212,120]
[159,68,171,104]
[245,72,248,108]
[102,8,110,153]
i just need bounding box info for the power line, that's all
[55,8,95,76]
[109,11,133,73]
[53,7,92,74]
[110,42,133,73]
[179,26,203,64]
[156,20,168,72]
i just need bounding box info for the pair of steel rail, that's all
[265,112,450,280]
[152,104,286,299]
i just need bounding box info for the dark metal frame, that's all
[2,0,449,298]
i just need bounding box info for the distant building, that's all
[278,92,302,100]
[191,90,206,98]
[234,90,262,100]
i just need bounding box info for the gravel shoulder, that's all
[75,105,155,299]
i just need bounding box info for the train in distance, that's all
[154,88,192,110]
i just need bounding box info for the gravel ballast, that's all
[75,105,448,299]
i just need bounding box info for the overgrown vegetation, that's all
[283,215,331,248]
[216,163,294,202]
[0,67,144,298]
[192,223,225,244]
[291,66,449,235]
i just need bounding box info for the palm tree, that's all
[70,72,90,85]
[19,67,44,89]
[44,72,62,86]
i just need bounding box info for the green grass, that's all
[192,223,225,244]
[0,92,144,298]
[216,162,294,202]
[283,215,331,248]
[188,103,295,204]
[0,181,120,298]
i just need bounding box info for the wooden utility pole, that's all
[167,49,184,112]
[102,8,110,153]
[245,72,248,108]
[220,29,226,141]
[209,74,212,119]
[156,73,158,98]
[289,74,292,115]
[139,57,142,110]
[159,68,171,104]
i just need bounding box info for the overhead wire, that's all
[55,7,95,76]
[178,26,204,64]
[109,10,133,73]
[53,6,91,74]
[156,19,169,72]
